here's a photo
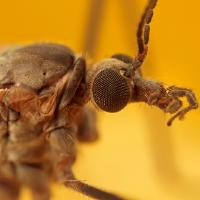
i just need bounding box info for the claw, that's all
[166,86,198,126]
[167,93,198,126]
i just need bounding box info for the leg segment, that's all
[0,177,20,200]
[0,163,20,200]
[59,57,86,109]
[133,78,198,125]
[166,86,198,126]
[48,126,77,179]
[62,171,126,200]
[16,164,50,200]
[0,182,19,200]
[49,127,125,200]
[76,106,99,142]
[48,127,77,157]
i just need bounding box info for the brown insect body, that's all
[0,43,87,200]
[0,0,198,200]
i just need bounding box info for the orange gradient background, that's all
[0,0,200,200]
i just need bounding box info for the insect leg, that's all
[133,78,198,125]
[48,127,77,157]
[166,86,198,126]
[63,171,127,200]
[136,0,158,63]
[59,57,86,109]
[0,119,19,200]
[16,164,50,200]
[76,106,99,142]
[0,182,19,200]
[0,172,20,200]
[48,127,125,199]
[48,126,77,179]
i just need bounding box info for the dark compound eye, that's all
[91,68,131,112]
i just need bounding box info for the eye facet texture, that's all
[91,68,131,112]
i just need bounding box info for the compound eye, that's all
[91,68,131,112]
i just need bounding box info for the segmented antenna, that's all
[136,0,158,62]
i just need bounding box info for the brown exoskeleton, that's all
[0,0,198,200]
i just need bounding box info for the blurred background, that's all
[0,0,200,199]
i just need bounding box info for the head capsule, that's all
[88,58,134,112]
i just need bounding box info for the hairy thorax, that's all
[0,76,82,180]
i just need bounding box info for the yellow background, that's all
[0,0,200,199]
